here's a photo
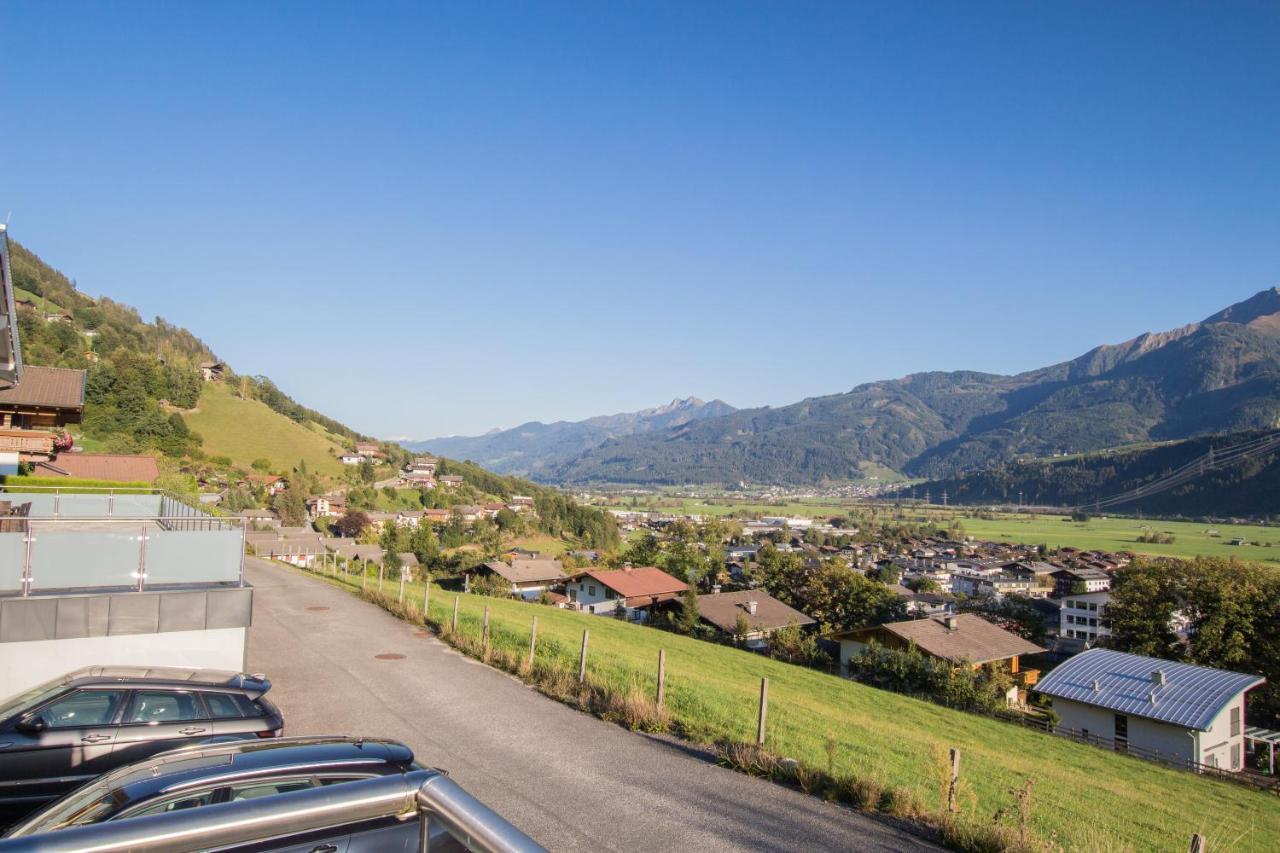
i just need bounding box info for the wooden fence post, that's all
[656,649,667,708]
[948,748,960,813]
[579,630,589,684]
[361,560,368,591]
[422,574,430,621]
[377,563,384,593]
[528,616,538,668]
[756,677,769,746]
[1189,834,1205,853]
[451,596,459,634]
[398,572,406,605]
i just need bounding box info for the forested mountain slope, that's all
[551,289,1280,485]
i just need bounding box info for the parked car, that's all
[3,736,461,851]
[0,666,281,824]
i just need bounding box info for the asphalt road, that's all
[245,558,939,852]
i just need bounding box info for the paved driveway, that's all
[245,559,939,852]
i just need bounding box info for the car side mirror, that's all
[16,716,46,734]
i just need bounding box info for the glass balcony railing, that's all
[0,489,246,596]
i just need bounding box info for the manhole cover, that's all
[306,606,329,612]
[375,653,405,661]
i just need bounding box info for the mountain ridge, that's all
[548,288,1280,485]
[403,396,736,477]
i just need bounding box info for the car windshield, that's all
[0,674,72,723]
[3,783,128,837]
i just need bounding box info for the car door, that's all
[0,688,127,808]
[111,689,212,767]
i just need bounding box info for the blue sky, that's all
[2,2,1277,439]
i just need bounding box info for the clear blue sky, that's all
[2,2,1277,439]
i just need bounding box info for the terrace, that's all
[0,487,251,695]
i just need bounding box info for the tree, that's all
[251,458,273,472]
[1104,560,1183,659]
[358,458,376,485]
[333,509,371,539]
[272,479,307,527]
[760,553,904,633]
[409,522,440,568]
[676,583,702,635]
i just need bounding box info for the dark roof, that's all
[476,559,565,584]
[0,365,86,409]
[1035,648,1265,731]
[35,453,160,483]
[696,590,814,633]
[835,613,1044,664]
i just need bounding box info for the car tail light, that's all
[257,727,283,738]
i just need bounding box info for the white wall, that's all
[1050,697,1203,765]
[0,627,248,700]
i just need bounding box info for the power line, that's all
[1076,430,1280,512]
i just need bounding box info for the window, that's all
[127,691,204,724]
[1114,714,1128,753]
[1231,743,1241,770]
[204,693,253,719]
[122,789,219,819]
[228,779,317,801]
[588,585,596,596]
[36,690,127,729]
[1230,706,1241,738]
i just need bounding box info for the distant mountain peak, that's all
[1203,286,1280,333]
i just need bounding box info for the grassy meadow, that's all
[940,511,1280,563]
[599,494,1280,562]
[287,561,1280,852]
[182,382,348,475]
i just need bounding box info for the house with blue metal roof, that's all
[1035,648,1265,772]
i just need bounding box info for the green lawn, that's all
[294,563,1280,852]
[948,512,1280,563]
[183,382,347,475]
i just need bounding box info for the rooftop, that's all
[572,566,687,601]
[696,590,814,633]
[1035,648,1265,731]
[836,613,1044,665]
[478,558,566,584]
[34,453,161,483]
[0,365,86,410]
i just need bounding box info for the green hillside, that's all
[182,382,347,475]
[303,564,1280,853]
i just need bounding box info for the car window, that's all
[127,690,205,724]
[204,692,248,719]
[228,779,317,801]
[36,690,127,729]
[121,789,219,820]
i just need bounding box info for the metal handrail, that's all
[0,769,546,853]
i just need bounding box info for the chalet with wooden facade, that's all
[0,365,86,459]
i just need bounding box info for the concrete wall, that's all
[0,626,247,698]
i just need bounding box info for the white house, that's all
[566,566,687,621]
[1035,648,1265,772]
[339,454,363,466]
[1059,590,1111,647]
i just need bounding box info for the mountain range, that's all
[418,288,1280,486]
[404,397,737,477]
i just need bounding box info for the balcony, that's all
[0,489,245,595]
[0,488,251,695]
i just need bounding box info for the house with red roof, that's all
[566,566,687,622]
